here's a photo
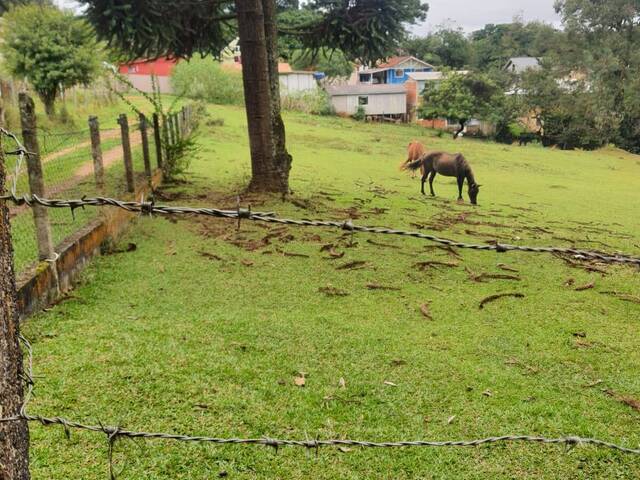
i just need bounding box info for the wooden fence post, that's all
[19,93,55,261]
[117,114,135,193]
[152,112,163,169]
[162,113,171,166]
[0,133,31,480]
[181,107,187,137]
[88,116,104,188]
[139,113,152,181]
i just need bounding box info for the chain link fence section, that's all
[2,94,181,275]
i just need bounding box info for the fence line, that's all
[0,334,637,479]
[1,192,639,266]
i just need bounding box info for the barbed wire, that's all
[0,127,30,197]
[1,192,639,266]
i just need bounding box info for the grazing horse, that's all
[402,151,481,204]
[403,140,426,178]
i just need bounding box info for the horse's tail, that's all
[400,157,424,172]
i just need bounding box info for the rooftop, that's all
[326,84,407,96]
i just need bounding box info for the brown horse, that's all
[403,140,426,178]
[402,151,481,204]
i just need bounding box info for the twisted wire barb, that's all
[1,193,639,266]
[1,126,29,197]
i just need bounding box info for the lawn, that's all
[22,103,640,479]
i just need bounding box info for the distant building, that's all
[118,57,178,94]
[279,71,318,93]
[503,57,541,74]
[358,56,434,85]
[326,84,407,121]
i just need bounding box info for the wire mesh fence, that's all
[4,96,191,275]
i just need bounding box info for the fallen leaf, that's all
[241,259,254,267]
[193,403,209,409]
[605,390,640,412]
[383,381,397,387]
[575,280,595,291]
[479,292,525,309]
[338,377,346,389]
[583,379,603,388]
[497,263,519,273]
[199,251,223,261]
[390,359,406,366]
[564,277,575,286]
[338,447,352,453]
[447,415,456,424]
[336,260,368,270]
[319,284,349,297]
[572,331,587,338]
[294,374,306,387]
[419,303,433,320]
[482,389,493,397]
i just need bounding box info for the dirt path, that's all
[10,130,144,217]
[41,128,120,165]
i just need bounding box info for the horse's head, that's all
[468,183,481,205]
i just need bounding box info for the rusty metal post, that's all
[19,93,54,261]
[88,116,104,188]
[139,113,152,181]
[0,123,31,480]
[117,114,135,193]
[152,112,163,169]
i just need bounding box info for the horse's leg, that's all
[456,174,464,201]
[428,170,436,196]
[420,170,428,195]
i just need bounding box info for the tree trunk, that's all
[262,0,292,195]
[0,135,31,479]
[40,92,56,118]
[454,120,466,139]
[236,0,283,193]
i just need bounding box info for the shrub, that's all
[280,89,334,116]
[171,56,244,106]
[352,106,366,121]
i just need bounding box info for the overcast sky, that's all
[56,0,562,34]
[414,0,561,34]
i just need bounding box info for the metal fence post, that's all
[139,113,152,181]
[181,107,187,137]
[152,112,163,169]
[19,93,55,261]
[117,114,135,193]
[0,133,31,480]
[88,116,104,188]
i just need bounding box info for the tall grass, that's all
[171,56,244,106]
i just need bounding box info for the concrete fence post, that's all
[88,116,104,188]
[117,114,135,193]
[152,112,163,169]
[0,132,31,480]
[19,93,55,262]
[139,113,152,181]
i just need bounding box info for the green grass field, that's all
[22,104,640,479]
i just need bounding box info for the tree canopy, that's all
[401,27,471,69]
[419,73,502,137]
[0,4,101,116]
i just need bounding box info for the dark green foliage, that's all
[420,73,502,136]
[401,27,471,68]
[171,57,244,106]
[352,105,366,121]
[290,48,352,79]
[276,7,321,59]
[470,22,564,71]
[1,4,101,116]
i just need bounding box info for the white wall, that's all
[280,73,317,93]
[124,74,173,94]
[330,93,406,116]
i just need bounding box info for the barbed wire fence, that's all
[1,116,640,477]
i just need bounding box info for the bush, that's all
[171,56,244,106]
[352,106,366,121]
[280,89,334,115]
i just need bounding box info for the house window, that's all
[358,96,369,106]
[395,69,404,78]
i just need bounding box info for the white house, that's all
[326,84,407,120]
[279,71,317,93]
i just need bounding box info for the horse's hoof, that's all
[456,199,464,204]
